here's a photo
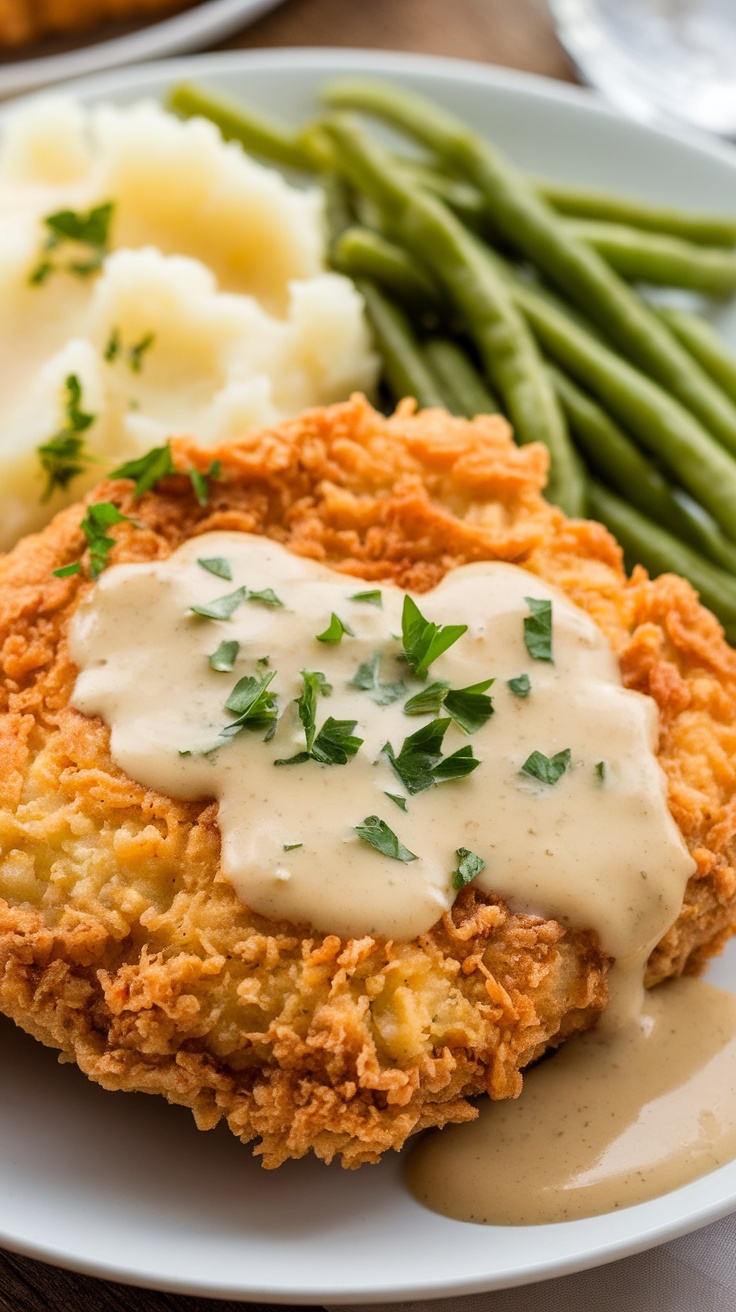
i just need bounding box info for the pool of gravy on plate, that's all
[407,975,736,1224]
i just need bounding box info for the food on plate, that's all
[0,0,188,48]
[2,394,735,1169]
[0,97,377,549]
[170,79,736,639]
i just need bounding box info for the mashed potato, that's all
[0,97,378,549]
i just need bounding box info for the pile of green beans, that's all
[168,79,736,642]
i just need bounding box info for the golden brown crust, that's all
[1,395,735,1166]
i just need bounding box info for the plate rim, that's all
[3,44,736,1304]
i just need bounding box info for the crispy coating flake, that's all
[1,395,736,1167]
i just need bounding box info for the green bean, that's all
[358,280,446,410]
[333,226,442,311]
[318,114,585,516]
[397,158,486,224]
[533,180,736,248]
[550,365,736,573]
[322,80,736,459]
[167,82,314,171]
[322,173,354,254]
[587,481,736,641]
[568,220,736,294]
[657,306,736,407]
[503,270,736,540]
[424,339,500,416]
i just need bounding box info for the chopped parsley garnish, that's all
[349,653,405,706]
[507,673,531,698]
[81,501,136,579]
[401,595,467,679]
[316,612,354,643]
[403,678,494,734]
[110,444,221,505]
[383,718,480,795]
[451,848,486,891]
[350,589,383,607]
[104,328,121,362]
[111,443,174,497]
[190,583,281,621]
[384,792,408,811]
[247,587,283,608]
[188,459,222,507]
[30,202,114,284]
[53,562,82,578]
[520,748,571,786]
[523,597,553,662]
[198,557,232,581]
[128,332,155,373]
[283,843,303,851]
[104,328,155,372]
[190,586,247,621]
[37,374,96,501]
[209,640,239,672]
[275,670,360,766]
[183,670,278,755]
[595,760,607,782]
[354,815,416,863]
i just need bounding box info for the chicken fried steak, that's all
[1,395,736,1167]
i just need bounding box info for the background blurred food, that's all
[0,0,190,48]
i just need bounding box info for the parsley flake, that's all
[452,848,486,891]
[247,587,283,608]
[523,597,553,662]
[283,843,303,852]
[183,670,278,755]
[209,640,239,672]
[190,586,247,621]
[80,501,136,579]
[507,673,531,698]
[349,652,406,706]
[595,760,607,782]
[37,374,96,501]
[53,562,82,578]
[403,679,494,734]
[350,589,383,607]
[316,612,354,643]
[198,557,232,581]
[520,748,571,786]
[354,815,417,863]
[384,792,408,811]
[401,595,467,679]
[128,332,155,373]
[188,460,221,507]
[104,328,121,362]
[275,670,360,766]
[111,443,175,498]
[383,718,480,795]
[30,202,114,284]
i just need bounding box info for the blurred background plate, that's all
[0,0,285,100]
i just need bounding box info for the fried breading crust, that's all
[2,395,736,1167]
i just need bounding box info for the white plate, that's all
[0,0,285,100]
[3,47,736,1304]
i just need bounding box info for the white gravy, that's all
[407,976,736,1224]
[68,530,693,1019]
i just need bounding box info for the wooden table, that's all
[0,1,575,1307]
